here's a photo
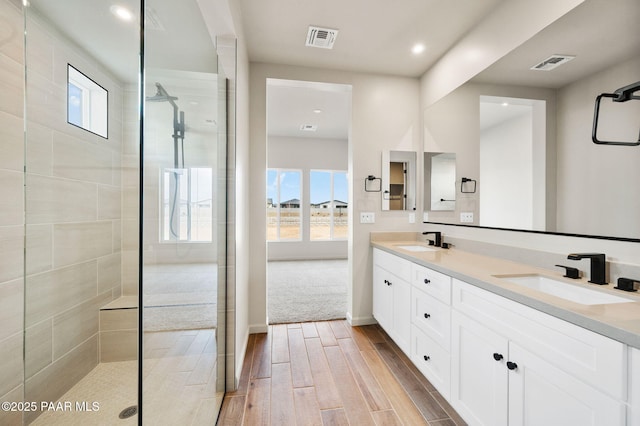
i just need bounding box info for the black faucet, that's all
[422,231,442,247]
[567,253,607,285]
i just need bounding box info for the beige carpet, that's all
[143,263,217,331]
[268,259,348,324]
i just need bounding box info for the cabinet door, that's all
[451,310,508,426]
[412,287,451,350]
[508,343,625,426]
[630,347,640,426]
[392,276,411,354]
[373,265,393,333]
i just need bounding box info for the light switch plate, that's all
[360,212,375,224]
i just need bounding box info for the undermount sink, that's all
[394,244,438,252]
[494,274,635,305]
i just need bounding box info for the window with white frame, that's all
[266,169,302,241]
[162,167,213,242]
[310,170,348,240]
[67,64,108,138]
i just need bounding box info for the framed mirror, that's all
[423,0,640,241]
[382,150,417,211]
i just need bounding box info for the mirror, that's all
[424,152,456,211]
[382,150,417,211]
[423,0,640,240]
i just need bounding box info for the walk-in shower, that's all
[146,83,186,168]
[147,82,189,241]
[0,0,233,424]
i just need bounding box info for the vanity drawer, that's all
[412,287,451,350]
[411,324,451,399]
[452,278,626,400]
[411,263,451,304]
[374,248,411,282]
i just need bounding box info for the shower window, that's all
[67,64,108,138]
[310,170,348,240]
[267,169,302,241]
[162,167,213,242]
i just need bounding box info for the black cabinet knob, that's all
[493,353,503,361]
[384,279,392,286]
[423,355,430,361]
[424,278,431,284]
[424,313,431,319]
[506,361,518,370]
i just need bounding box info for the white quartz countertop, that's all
[371,238,640,349]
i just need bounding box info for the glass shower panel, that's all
[23,0,140,424]
[142,0,227,423]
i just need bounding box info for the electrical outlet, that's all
[409,213,416,223]
[423,212,429,222]
[360,212,375,224]
[460,212,474,223]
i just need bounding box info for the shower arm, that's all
[592,80,640,146]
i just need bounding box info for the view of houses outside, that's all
[267,169,348,241]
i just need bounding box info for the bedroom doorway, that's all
[265,79,352,324]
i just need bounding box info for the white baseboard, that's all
[249,323,268,334]
[234,329,250,390]
[346,312,377,326]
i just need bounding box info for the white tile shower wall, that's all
[1,4,126,422]
[0,1,25,423]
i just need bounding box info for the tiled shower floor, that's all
[32,329,221,425]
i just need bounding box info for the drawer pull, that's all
[423,355,430,361]
[507,361,518,370]
[384,279,392,286]
[423,313,431,319]
[492,353,503,361]
[424,278,431,284]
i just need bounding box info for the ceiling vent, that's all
[530,54,575,71]
[145,7,165,31]
[306,26,338,49]
[300,124,318,132]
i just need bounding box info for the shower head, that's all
[146,83,178,103]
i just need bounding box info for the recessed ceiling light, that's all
[502,102,509,107]
[110,5,135,22]
[411,43,426,55]
[313,109,322,114]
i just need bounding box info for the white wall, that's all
[480,111,533,228]
[556,56,640,238]
[250,63,422,331]
[267,136,348,260]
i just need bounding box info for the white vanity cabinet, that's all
[630,347,640,426]
[410,263,452,397]
[371,247,632,426]
[373,249,412,353]
[451,278,626,426]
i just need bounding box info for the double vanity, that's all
[371,234,640,426]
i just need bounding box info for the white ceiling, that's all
[27,0,640,140]
[240,0,504,78]
[267,79,351,140]
[251,0,639,139]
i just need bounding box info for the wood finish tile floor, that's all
[219,321,466,425]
